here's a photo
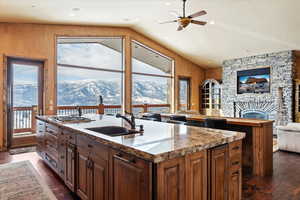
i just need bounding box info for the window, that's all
[131,41,174,113]
[56,37,123,114]
[178,77,191,111]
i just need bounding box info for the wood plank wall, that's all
[0,22,205,150]
[204,67,223,81]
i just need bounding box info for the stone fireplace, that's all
[222,51,294,126]
[233,101,276,120]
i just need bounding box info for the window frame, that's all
[178,76,191,111]
[131,40,175,110]
[55,36,125,108]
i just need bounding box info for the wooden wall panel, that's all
[294,53,300,79]
[0,23,205,150]
[204,67,223,81]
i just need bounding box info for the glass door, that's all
[7,58,44,148]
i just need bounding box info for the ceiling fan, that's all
[160,0,207,31]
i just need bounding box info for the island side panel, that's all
[252,122,273,176]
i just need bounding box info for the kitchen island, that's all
[36,114,245,200]
[159,113,274,177]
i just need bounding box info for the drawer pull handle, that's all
[115,154,136,164]
[232,171,239,176]
[88,144,93,148]
[232,161,240,166]
[232,146,240,150]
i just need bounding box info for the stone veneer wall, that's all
[222,51,295,125]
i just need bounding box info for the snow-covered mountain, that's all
[13,80,167,107]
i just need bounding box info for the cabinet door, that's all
[211,145,228,200]
[77,148,90,200]
[157,157,185,200]
[65,143,76,192]
[228,170,241,200]
[90,154,109,200]
[112,151,152,200]
[185,150,207,200]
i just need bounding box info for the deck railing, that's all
[13,104,170,134]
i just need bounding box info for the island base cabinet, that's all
[210,145,229,200]
[77,148,90,200]
[65,143,76,192]
[228,170,242,200]
[111,150,152,200]
[36,121,243,200]
[77,148,109,200]
[157,157,186,200]
[185,150,208,200]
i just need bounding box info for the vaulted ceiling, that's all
[0,0,299,68]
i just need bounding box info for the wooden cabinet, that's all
[185,150,208,200]
[228,141,242,200]
[37,120,243,200]
[90,154,109,200]
[157,157,185,200]
[36,120,45,157]
[112,150,152,200]
[77,147,90,200]
[211,145,228,200]
[65,143,76,192]
[77,134,109,200]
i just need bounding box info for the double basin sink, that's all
[86,126,141,137]
[52,115,140,137]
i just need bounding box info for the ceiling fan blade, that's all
[159,19,177,24]
[191,20,207,25]
[177,26,183,31]
[188,10,207,18]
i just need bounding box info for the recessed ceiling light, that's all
[69,13,76,17]
[209,20,215,25]
[165,2,171,6]
[72,8,80,12]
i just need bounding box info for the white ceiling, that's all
[0,0,299,68]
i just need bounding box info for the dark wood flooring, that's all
[0,151,300,200]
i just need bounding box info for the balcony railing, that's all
[12,104,170,134]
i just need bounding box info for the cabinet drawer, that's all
[45,141,59,160]
[37,121,45,131]
[229,154,242,171]
[63,129,77,144]
[45,124,59,136]
[229,140,242,158]
[77,134,108,160]
[45,132,58,149]
[45,153,58,171]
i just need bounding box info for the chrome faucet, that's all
[116,112,136,130]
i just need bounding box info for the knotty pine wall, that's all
[0,22,205,150]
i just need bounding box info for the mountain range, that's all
[13,80,168,107]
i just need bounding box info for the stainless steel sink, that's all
[86,126,139,137]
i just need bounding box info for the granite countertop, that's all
[158,113,274,127]
[37,114,246,163]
